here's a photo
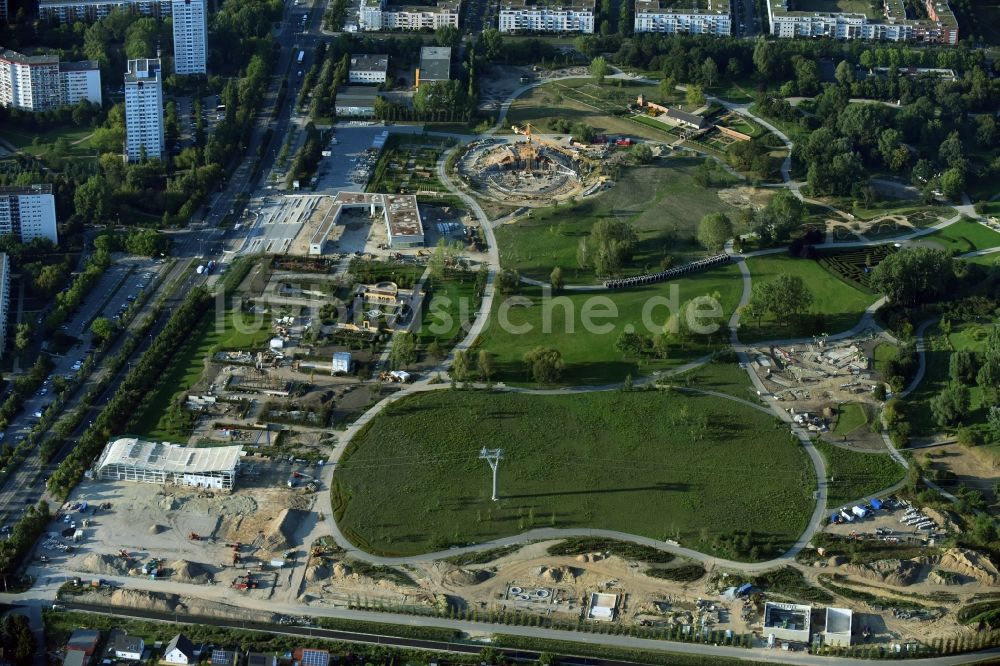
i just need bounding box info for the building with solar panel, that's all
[294,649,329,666]
[94,437,243,490]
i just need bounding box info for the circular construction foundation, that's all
[458,139,593,206]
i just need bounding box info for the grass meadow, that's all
[476,263,744,385]
[740,255,878,342]
[495,157,738,284]
[129,309,273,440]
[813,440,905,508]
[332,389,816,558]
[924,219,1000,254]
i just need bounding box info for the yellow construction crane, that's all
[512,122,583,164]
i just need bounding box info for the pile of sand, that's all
[842,558,925,587]
[444,568,493,586]
[305,564,330,582]
[575,553,603,563]
[79,553,132,576]
[97,589,280,622]
[928,570,962,585]
[167,560,215,584]
[262,509,309,552]
[332,562,352,578]
[538,566,577,583]
[148,524,166,534]
[939,548,999,585]
[924,508,962,534]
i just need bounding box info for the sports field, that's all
[477,264,744,385]
[332,389,816,558]
[740,255,877,342]
[495,157,738,283]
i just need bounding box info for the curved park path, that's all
[304,72,1000,573]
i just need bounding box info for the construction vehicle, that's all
[189,532,201,541]
[232,552,240,566]
[232,574,260,590]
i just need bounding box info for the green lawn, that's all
[416,275,478,348]
[813,440,906,508]
[333,389,816,558]
[495,156,738,284]
[740,255,878,342]
[924,219,1000,254]
[129,309,273,440]
[0,125,95,157]
[832,403,868,436]
[477,263,743,385]
[669,359,755,400]
[507,79,673,142]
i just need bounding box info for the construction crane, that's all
[512,123,583,164]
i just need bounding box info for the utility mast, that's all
[479,447,503,501]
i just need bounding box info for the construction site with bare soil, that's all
[455,126,626,207]
[44,460,321,602]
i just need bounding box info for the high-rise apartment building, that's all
[0,49,102,112]
[124,58,165,162]
[0,185,60,245]
[172,0,208,75]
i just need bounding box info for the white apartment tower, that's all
[124,58,165,162]
[0,49,102,112]
[172,0,208,75]
[0,185,60,245]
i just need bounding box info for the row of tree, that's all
[46,287,213,499]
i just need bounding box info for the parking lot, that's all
[312,125,392,193]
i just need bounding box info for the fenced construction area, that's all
[332,390,816,558]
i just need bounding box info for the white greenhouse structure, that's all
[95,437,242,490]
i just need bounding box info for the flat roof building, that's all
[767,0,958,43]
[39,0,171,23]
[0,184,59,245]
[0,49,102,111]
[824,607,853,647]
[359,0,460,30]
[348,54,389,84]
[764,602,812,644]
[335,85,380,117]
[416,46,451,87]
[309,191,425,254]
[498,0,596,33]
[95,437,243,490]
[172,0,208,75]
[124,58,165,161]
[634,0,731,34]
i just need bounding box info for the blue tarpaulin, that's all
[870,498,883,510]
[831,513,840,522]
[736,583,753,596]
